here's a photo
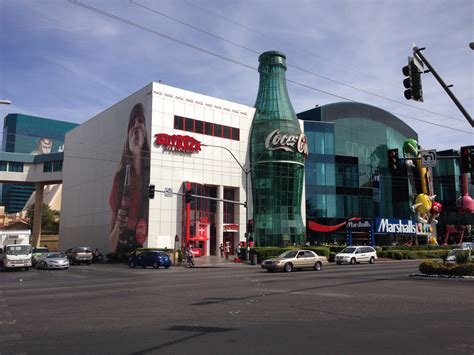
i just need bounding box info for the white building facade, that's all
[59,82,255,256]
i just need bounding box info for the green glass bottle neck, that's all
[254,64,296,122]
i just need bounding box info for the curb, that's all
[409,273,474,280]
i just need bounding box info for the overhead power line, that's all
[130,0,466,124]
[68,0,472,134]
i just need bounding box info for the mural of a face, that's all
[128,113,145,156]
[39,138,53,154]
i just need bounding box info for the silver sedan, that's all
[36,253,70,270]
[261,250,328,272]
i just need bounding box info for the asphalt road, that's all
[0,260,473,355]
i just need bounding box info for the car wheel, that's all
[25,267,29,271]
[129,261,135,269]
[369,256,375,264]
[314,262,322,271]
[165,265,170,269]
[86,261,91,265]
[336,261,342,265]
[284,263,293,272]
[350,258,356,265]
[152,262,159,269]
[267,269,274,273]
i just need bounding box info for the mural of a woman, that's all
[109,103,151,253]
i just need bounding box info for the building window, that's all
[9,162,23,172]
[53,161,63,172]
[195,120,203,134]
[214,124,222,138]
[231,128,240,141]
[0,161,7,171]
[173,115,240,141]
[43,162,52,173]
[223,125,231,139]
[185,117,193,132]
[174,116,184,130]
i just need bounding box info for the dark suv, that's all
[64,247,93,265]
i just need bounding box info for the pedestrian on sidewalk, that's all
[219,243,224,258]
[236,243,242,260]
[224,242,230,260]
[185,247,195,268]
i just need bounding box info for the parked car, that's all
[261,250,328,272]
[36,253,69,270]
[32,247,49,266]
[445,248,473,263]
[335,246,377,265]
[128,251,171,269]
[64,247,93,265]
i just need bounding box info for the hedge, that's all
[382,245,454,251]
[419,260,474,276]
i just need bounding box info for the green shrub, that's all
[419,260,443,275]
[455,251,470,265]
[386,251,394,259]
[419,260,474,276]
[379,251,388,258]
[329,252,337,263]
[393,252,403,260]
[449,263,474,276]
[407,252,417,259]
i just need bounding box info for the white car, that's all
[335,246,377,265]
[36,253,70,270]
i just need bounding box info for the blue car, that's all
[128,251,171,269]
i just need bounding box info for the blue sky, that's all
[1,0,472,151]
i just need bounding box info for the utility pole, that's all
[413,46,473,127]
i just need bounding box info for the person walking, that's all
[224,242,230,260]
[185,247,195,268]
[236,243,242,260]
[219,243,224,258]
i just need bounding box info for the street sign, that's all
[164,187,173,197]
[420,149,437,167]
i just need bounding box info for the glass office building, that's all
[1,114,78,213]
[298,102,418,244]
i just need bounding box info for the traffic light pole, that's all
[414,46,474,127]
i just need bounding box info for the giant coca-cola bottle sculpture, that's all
[249,51,308,247]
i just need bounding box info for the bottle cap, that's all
[258,51,287,71]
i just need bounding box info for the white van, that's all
[335,246,378,265]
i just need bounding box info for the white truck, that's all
[0,230,32,271]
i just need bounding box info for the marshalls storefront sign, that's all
[375,218,417,235]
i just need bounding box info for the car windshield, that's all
[279,250,298,258]
[33,248,49,254]
[341,247,357,254]
[75,247,92,253]
[47,253,65,258]
[6,245,31,255]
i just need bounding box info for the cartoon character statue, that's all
[411,193,434,224]
[429,201,442,224]
[402,138,418,168]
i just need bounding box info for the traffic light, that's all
[387,149,399,173]
[402,57,423,102]
[185,189,193,203]
[247,220,254,233]
[148,184,155,199]
[460,146,473,174]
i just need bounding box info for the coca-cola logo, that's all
[264,129,308,156]
[154,133,201,153]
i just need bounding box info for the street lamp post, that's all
[202,143,250,260]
